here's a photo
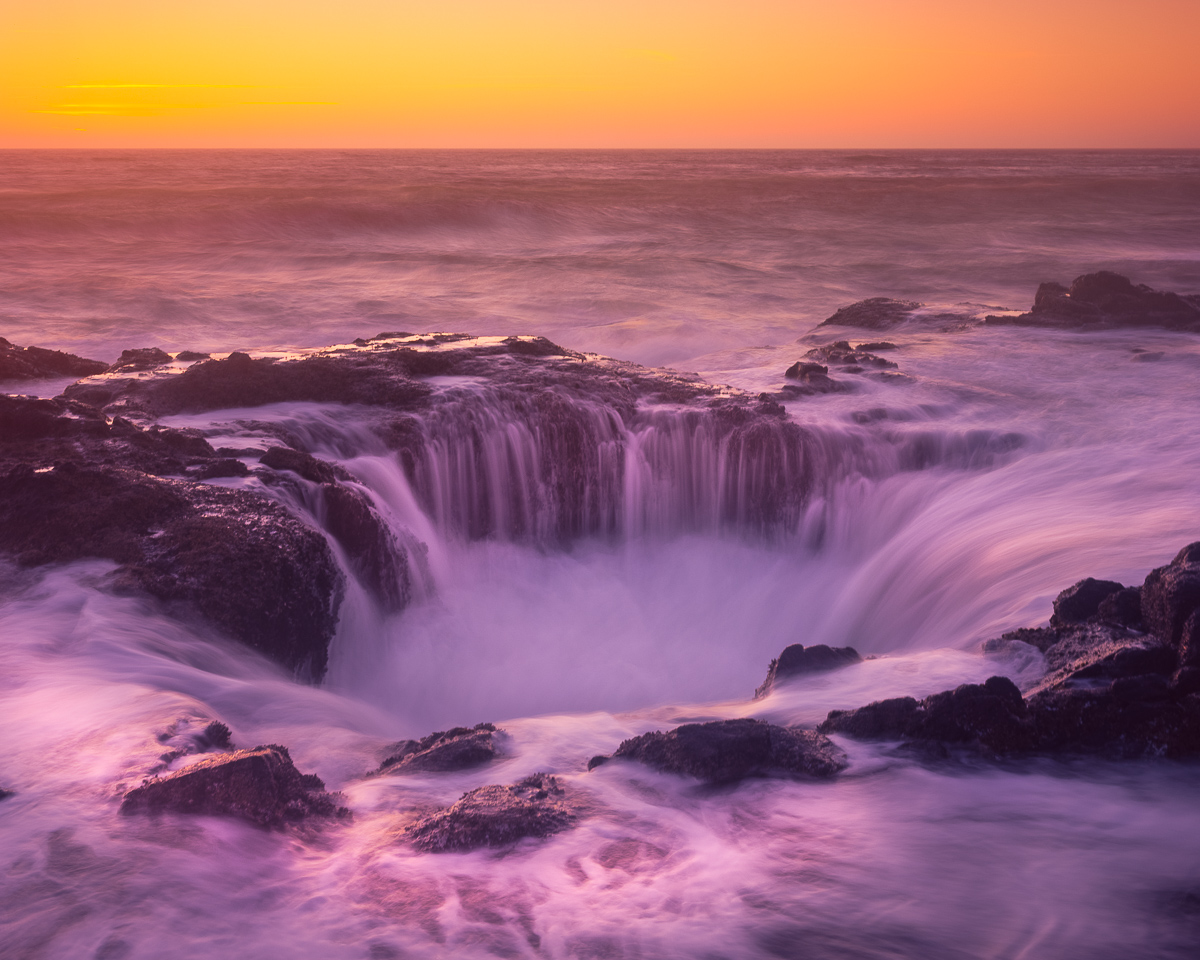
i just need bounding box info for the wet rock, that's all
[755,643,862,698]
[821,677,1037,755]
[192,458,250,479]
[175,350,211,363]
[805,341,898,370]
[854,341,898,352]
[985,272,1200,331]
[0,338,108,381]
[982,626,1061,654]
[121,744,346,827]
[376,724,499,775]
[109,347,173,373]
[594,718,846,783]
[321,483,413,609]
[0,461,343,678]
[403,774,578,852]
[1051,577,1127,626]
[819,298,922,330]
[782,361,846,394]
[1141,542,1200,646]
[1028,688,1200,758]
[259,446,352,484]
[1097,587,1143,627]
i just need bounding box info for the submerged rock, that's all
[0,337,108,381]
[121,745,347,827]
[591,718,846,783]
[403,774,578,852]
[805,341,899,370]
[755,643,862,698]
[985,272,1200,331]
[375,723,500,775]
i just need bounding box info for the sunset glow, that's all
[4,0,1198,147]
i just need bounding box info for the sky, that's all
[2,0,1198,148]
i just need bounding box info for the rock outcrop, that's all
[985,272,1200,331]
[0,338,108,381]
[403,774,578,852]
[589,718,846,783]
[374,723,500,775]
[822,544,1200,759]
[121,745,347,827]
[819,298,923,330]
[755,643,862,698]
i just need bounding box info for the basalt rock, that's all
[985,272,1200,331]
[755,643,862,698]
[0,338,108,381]
[320,483,412,609]
[820,677,1037,755]
[819,298,923,330]
[121,744,347,827]
[591,718,846,783]
[1051,577,1128,627]
[403,774,578,852]
[1141,543,1200,647]
[805,341,899,370]
[0,460,343,678]
[375,724,500,775]
[782,361,847,395]
[109,347,173,373]
[259,446,353,484]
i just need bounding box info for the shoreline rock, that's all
[755,643,862,698]
[823,544,1200,759]
[121,744,348,827]
[402,774,578,852]
[985,272,1200,331]
[374,723,500,775]
[0,338,108,381]
[590,718,847,783]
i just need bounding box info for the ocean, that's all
[2,149,1200,958]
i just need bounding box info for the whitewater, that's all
[2,150,1200,959]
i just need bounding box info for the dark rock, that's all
[109,347,173,373]
[1028,687,1200,758]
[0,462,343,678]
[820,677,1037,755]
[854,341,898,351]
[782,360,846,395]
[121,745,347,827]
[805,341,898,369]
[1142,543,1200,646]
[755,643,862,698]
[985,272,1200,331]
[1051,577,1126,626]
[819,298,922,330]
[259,446,352,484]
[0,788,13,801]
[1097,587,1143,627]
[376,724,499,775]
[175,351,211,362]
[599,718,846,783]
[403,773,578,852]
[0,339,108,381]
[321,483,412,609]
[983,626,1061,654]
[192,458,250,479]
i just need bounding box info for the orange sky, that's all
[3,0,1198,148]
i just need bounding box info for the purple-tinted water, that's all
[2,151,1200,959]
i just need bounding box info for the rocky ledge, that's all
[755,643,863,698]
[1,333,828,674]
[402,774,580,852]
[819,542,1200,759]
[986,272,1200,331]
[588,718,847,783]
[121,744,347,828]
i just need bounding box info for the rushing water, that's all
[2,151,1200,959]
